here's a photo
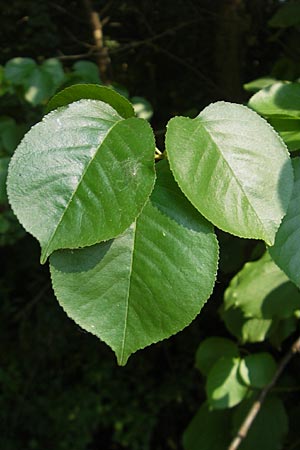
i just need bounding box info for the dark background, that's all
[1,1,300,449]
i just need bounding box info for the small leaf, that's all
[249,82,300,118]
[4,57,36,84]
[195,337,239,375]
[72,60,101,84]
[243,77,277,93]
[46,84,134,118]
[50,161,218,365]
[166,101,293,245]
[239,353,277,388]
[7,99,155,262]
[131,96,153,120]
[224,252,300,320]
[183,403,232,450]
[232,396,288,450]
[206,357,247,409]
[269,158,300,288]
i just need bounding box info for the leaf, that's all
[224,252,300,320]
[46,84,134,118]
[0,157,9,203]
[232,396,288,450]
[131,96,153,120]
[249,82,300,119]
[42,58,65,86]
[269,316,298,348]
[267,116,300,151]
[243,77,277,93]
[220,305,273,344]
[72,60,101,84]
[4,57,36,84]
[269,158,300,288]
[195,337,239,375]
[183,403,232,450]
[206,356,247,409]
[7,99,156,263]
[269,0,300,28]
[239,353,277,388]
[166,101,293,245]
[50,161,218,365]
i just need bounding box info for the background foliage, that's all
[1,1,300,449]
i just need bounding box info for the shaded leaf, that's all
[269,158,300,288]
[239,353,277,388]
[269,1,300,28]
[50,161,218,365]
[206,357,247,409]
[195,337,239,375]
[166,101,292,245]
[249,82,300,118]
[232,396,288,450]
[46,84,134,118]
[183,403,232,450]
[7,99,155,262]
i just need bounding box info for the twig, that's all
[228,335,300,450]
[81,0,111,83]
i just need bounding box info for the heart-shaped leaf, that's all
[50,161,219,365]
[166,101,293,245]
[7,99,155,262]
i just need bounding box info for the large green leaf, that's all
[183,403,232,450]
[269,158,300,288]
[50,161,218,365]
[232,396,288,450]
[195,337,239,376]
[206,356,248,409]
[166,101,293,245]
[224,252,300,320]
[7,99,155,263]
[46,84,134,118]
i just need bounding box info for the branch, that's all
[228,335,300,450]
[81,0,111,83]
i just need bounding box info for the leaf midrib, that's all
[41,116,122,263]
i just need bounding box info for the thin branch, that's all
[81,0,111,83]
[228,335,300,450]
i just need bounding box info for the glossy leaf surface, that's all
[7,99,155,262]
[269,158,300,288]
[50,161,218,365]
[166,101,292,245]
[46,84,134,118]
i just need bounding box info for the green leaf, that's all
[232,396,288,450]
[0,116,25,155]
[206,356,247,409]
[195,337,239,375]
[166,101,293,245]
[42,58,65,87]
[243,77,277,93]
[131,96,153,120]
[224,252,300,320]
[50,161,218,365]
[4,57,36,84]
[269,316,298,348]
[7,99,155,263]
[268,116,300,152]
[239,353,277,388]
[46,84,134,118]
[72,60,101,84]
[183,403,232,450]
[269,158,300,288]
[0,157,9,203]
[249,82,300,118]
[269,0,300,28]
[220,305,273,344]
